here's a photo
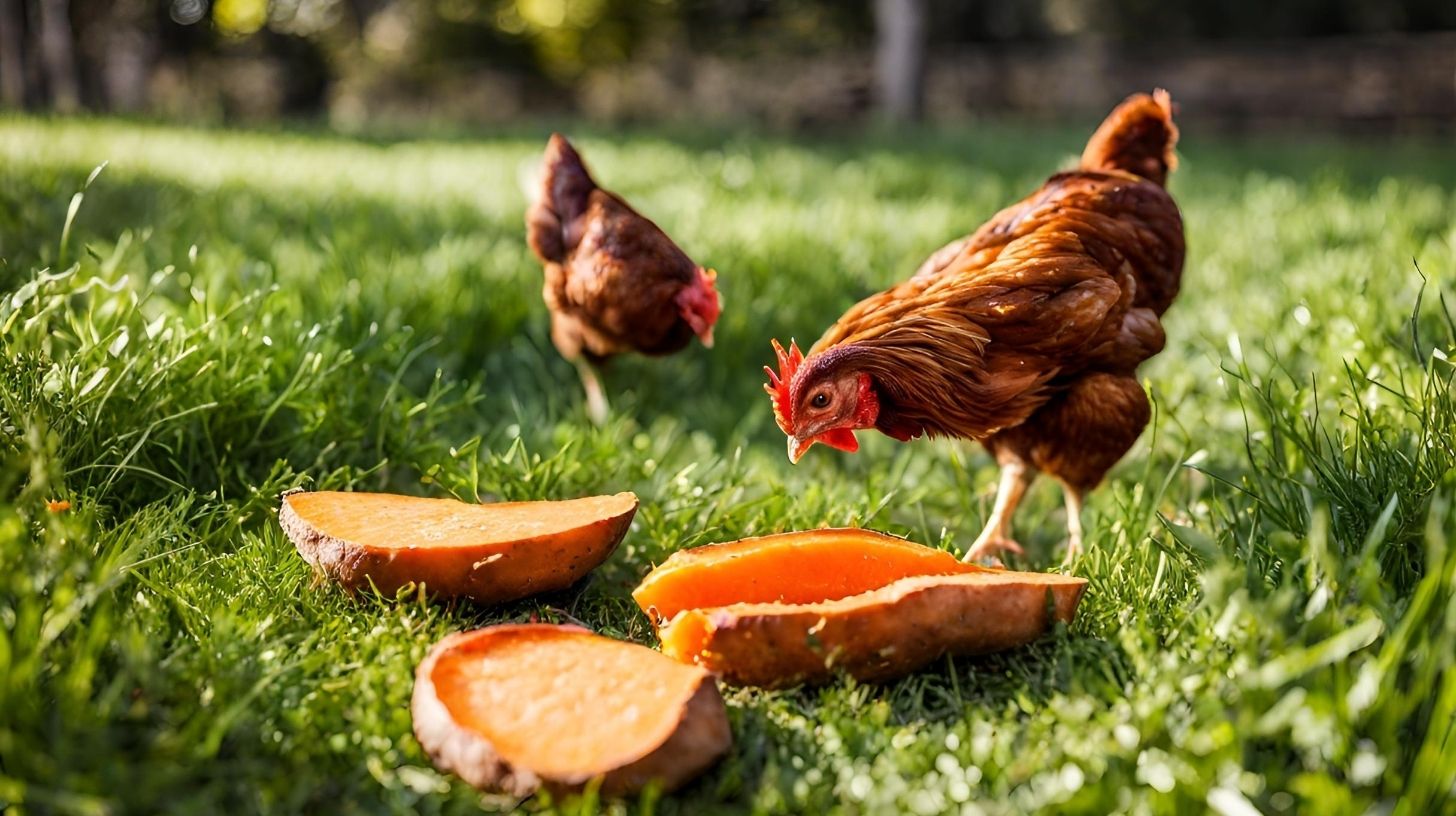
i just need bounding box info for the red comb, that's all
[763,339,803,435]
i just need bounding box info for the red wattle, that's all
[818,428,860,453]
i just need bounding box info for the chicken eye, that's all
[811,392,830,409]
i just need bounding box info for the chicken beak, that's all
[787,436,814,464]
[698,325,715,348]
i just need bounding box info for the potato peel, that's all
[636,529,1088,688]
[280,490,636,604]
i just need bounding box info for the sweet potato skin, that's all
[280,492,637,604]
[659,571,1087,688]
[411,625,731,797]
[601,668,732,796]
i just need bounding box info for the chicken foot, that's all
[963,460,1033,564]
[963,468,1088,565]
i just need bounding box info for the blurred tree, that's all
[927,0,1050,43]
[0,0,1452,119]
[1054,0,1456,41]
[75,0,157,112]
[875,0,926,123]
[676,0,869,54]
[37,0,79,111]
[495,0,629,80]
[0,0,25,106]
[214,0,270,36]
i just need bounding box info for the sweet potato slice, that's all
[412,624,731,797]
[633,528,986,621]
[280,491,636,603]
[634,529,1088,688]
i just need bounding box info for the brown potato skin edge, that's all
[279,493,636,604]
[410,626,732,798]
[662,576,1088,689]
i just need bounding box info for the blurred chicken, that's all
[527,134,720,424]
[765,91,1184,564]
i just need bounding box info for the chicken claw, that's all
[963,536,1024,567]
[962,460,1033,564]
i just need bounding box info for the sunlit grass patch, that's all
[0,117,1453,814]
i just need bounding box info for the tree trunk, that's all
[0,0,25,107]
[37,0,78,111]
[95,0,155,112]
[873,0,926,123]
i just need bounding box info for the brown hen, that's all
[527,134,720,424]
[765,91,1184,564]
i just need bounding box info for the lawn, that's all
[1,116,1453,815]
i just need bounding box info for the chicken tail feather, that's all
[526,133,598,263]
[1080,89,1178,187]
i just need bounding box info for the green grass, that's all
[1,115,1454,815]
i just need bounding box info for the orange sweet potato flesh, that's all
[632,528,987,622]
[634,529,1088,688]
[411,624,731,797]
[280,491,636,604]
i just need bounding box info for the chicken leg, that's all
[575,359,609,426]
[962,460,1034,564]
[975,372,1149,565]
[1061,485,1085,565]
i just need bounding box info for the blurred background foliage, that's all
[1,0,1454,130]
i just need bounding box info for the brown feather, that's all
[526,134,711,362]
[795,91,1184,479]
